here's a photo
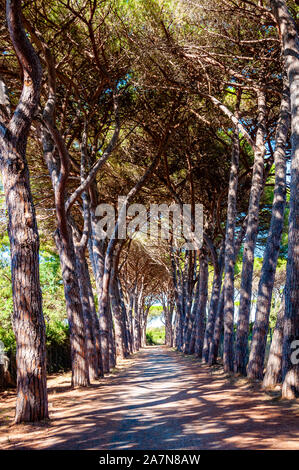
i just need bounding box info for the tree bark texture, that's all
[247,78,290,380]
[234,90,266,375]
[0,0,48,423]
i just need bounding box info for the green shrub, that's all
[146,331,155,345]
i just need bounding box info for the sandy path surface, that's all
[0,346,299,450]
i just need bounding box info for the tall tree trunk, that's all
[82,252,103,377]
[1,137,49,421]
[176,266,185,352]
[188,268,201,354]
[194,254,209,358]
[170,246,184,351]
[165,300,174,347]
[75,243,99,381]
[0,0,48,423]
[41,127,90,388]
[110,249,127,360]
[263,301,285,389]
[91,222,111,373]
[247,79,290,380]
[140,304,149,348]
[234,90,266,375]
[55,230,90,387]
[37,30,90,387]
[127,291,135,353]
[209,287,225,365]
[209,218,248,366]
[108,302,116,369]
[182,252,194,352]
[71,149,100,382]
[134,288,143,351]
[98,265,111,372]
[110,260,127,360]
[270,0,299,399]
[202,246,224,362]
[118,279,131,354]
[223,120,240,373]
[88,195,110,373]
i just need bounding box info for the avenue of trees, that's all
[0,0,299,423]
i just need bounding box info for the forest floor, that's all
[0,346,299,450]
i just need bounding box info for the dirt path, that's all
[1,346,299,450]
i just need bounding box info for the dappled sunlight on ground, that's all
[0,346,299,450]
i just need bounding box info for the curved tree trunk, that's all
[36,25,90,387]
[1,140,49,421]
[0,0,48,423]
[41,125,90,387]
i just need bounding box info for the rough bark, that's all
[209,287,225,365]
[140,304,150,348]
[36,28,90,387]
[263,302,285,389]
[182,251,194,352]
[55,230,90,387]
[109,250,128,359]
[88,190,109,372]
[74,241,99,381]
[270,0,299,399]
[165,299,174,347]
[81,252,103,377]
[0,0,48,423]
[126,290,135,353]
[170,246,184,351]
[187,267,201,354]
[234,90,266,375]
[202,246,224,362]
[134,286,144,351]
[118,279,131,353]
[247,79,290,380]
[209,217,248,366]
[108,303,116,369]
[223,121,240,373]
[194,254,209,358]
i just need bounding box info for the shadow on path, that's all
[1,346,299,450]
